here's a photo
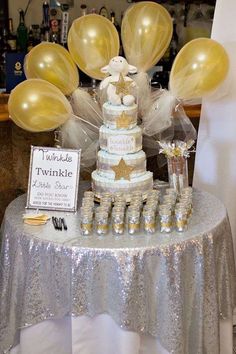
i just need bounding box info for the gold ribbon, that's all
[176,220,187,228]
[81,223,93,232]
[97,224,109,232]
[144,222,156,228]
[113,223,124,232]
[129,223,140,231]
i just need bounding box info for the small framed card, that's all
[27,146,81,212]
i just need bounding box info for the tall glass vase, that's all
[167,156,188,194]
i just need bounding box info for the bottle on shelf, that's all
[60,4,69,47]
[111,11,120,31]
[2,28,10,52]
[7,18,17,52]
[0,27,11,89]
[99,6,109,18]
[31,24,41,46]
[50,8,60,43]
[80,4,87,16]
[17,9,28,52]
[27,26,34,52]
[41,1,50,42]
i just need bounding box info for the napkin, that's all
[23,213,50,226]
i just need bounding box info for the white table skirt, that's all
[10,315,233,354]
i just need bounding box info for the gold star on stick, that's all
[110,74,133,96]
[111,158,134,181]
[116,111,132,129]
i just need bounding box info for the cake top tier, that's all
[103,102,138,130]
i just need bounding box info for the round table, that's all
[0,187,235,354]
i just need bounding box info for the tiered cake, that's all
[92,57,153,201]
[92,72,153,201]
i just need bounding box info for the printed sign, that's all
[107,135,135,154]
[27,146,81,211]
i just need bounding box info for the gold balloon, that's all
[24,42,79,95]
[169,38,229,100]
[8,79,72,132]
[68,14,120,80]
[121,1,173,72]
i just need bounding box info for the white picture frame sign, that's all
[26,146,81,212]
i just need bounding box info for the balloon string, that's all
[72,114,100,131]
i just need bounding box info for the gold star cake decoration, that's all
[116,111,132,129]
[112,158,134,181]
[110,74,133,96]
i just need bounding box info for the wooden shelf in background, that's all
[0,94,10,121]
[184,104,201,119]
[0,93,201,123]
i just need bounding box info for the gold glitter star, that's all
[116,111,132,129]
[111,158,134,181]
[110,74,133,96]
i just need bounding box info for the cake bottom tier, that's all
[96,150,146,179]
[92,170,153,201]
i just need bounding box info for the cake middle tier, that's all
[97,150,146,179]
[99,125,142,154]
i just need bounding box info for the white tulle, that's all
[60,75,199,170]
[61,115,99,169]
[132,72,152,119]
[60,88,103,171]
[71,88,103,127]
[142,90,176,136]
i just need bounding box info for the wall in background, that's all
[8,0,130,30]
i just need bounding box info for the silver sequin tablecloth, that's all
[0,187,236,354]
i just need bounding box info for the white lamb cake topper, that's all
[100,56,137,106]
